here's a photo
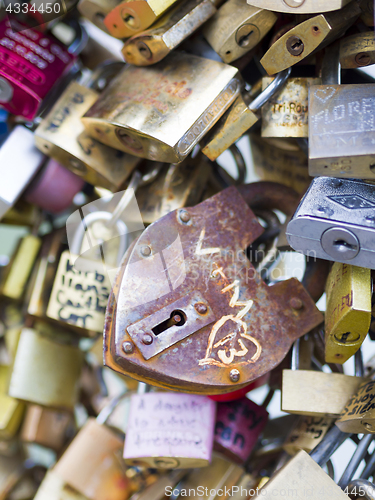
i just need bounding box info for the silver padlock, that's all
[286,177,375,269]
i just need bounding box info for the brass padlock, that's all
[340,32,375,68]
[20,405,74,451]
[260,2,361,74]
[250,134,311,195]
[54,394,136,500]
[261,77,321,138]
[104,184,323,394]
[336,378,375,434]
[0,365,25,441]
[81,52,242,163]
[308,83,375,178]
[246,0,352,14]
[34,470,88,500]
[8,326,83,409]
[282,341,366,417]
[104,0,180,38]
[202,0,277,63]
[201,69,290,161]
[78,0,123,33]
[122,0,217,66]
[283,415,333,456]
[325,262,371,364]
[35,80,141,191]
[135,154,212,224]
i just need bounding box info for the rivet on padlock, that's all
[202,0,277,64]
[201,69,291,161]
[122,0,218,66]
[81,52,242,163]
[123,390,216,468]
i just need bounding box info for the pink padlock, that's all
[24,158,85,213]
[0,18,77,120]
[124,392,216,469]
[214,398,269,464]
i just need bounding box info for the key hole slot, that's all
[333,239,357,251]
[152,310,187,336]
[238,31,254,47]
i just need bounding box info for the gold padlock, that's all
[360,0,374,25]
[325,263,371,364]
[35,81,141,192]
[261,77,321,138]
[336,378,375,434]
[0,365,25,441]
[283,415,333,456]
[260,2,361,74]
[203,0,277,63]
[8,327,83,409]
[81,52,241,163]
[246,0,352,14]
[340,31,375,68]
[201,69,290,161]
[104,0,180,39]
[122,0,218,66]
[20,404,74,451]
[250,134,311,195]
[135,155,212,224]
[78,0,123,33]
[34,470,88,500]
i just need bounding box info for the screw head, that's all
[290,297,303,310]
[142,333,153,345]
[140,245,151,257]
[179,210,191,223]
[194,302,208,315]
[122,341,134,354]
[286,35,304,56]
[230,369,240,383]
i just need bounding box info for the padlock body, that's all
[246,0,351,14]
[283,415,333,455]
[336,379,375,434]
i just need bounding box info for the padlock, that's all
[164,453,244,499]
[340,32,375,68]
[286,177,375,269]
[250,134,311,195]
[282,340,366,417]
[283,415,333,456]
[78,0,123,33]
[259,2,361,74]
[8,326,83,409]
[336,378,375,434]
[202,0,277,64]
[0,365,25,440]
[134,154,212,224]
[35,78,142,191]
[130,470,187,500]
[34,470,88,500]
[54,393,136,500]
[104,0,180,39]
[261,77,321,138]
[0,225,41,301]
[324,262,371,364]
[123,391,216,468]
[0,18,78,120]
[201,69,291,161]
[308,82,375,177]
[104,183,323,394]
[81,52,242,163]
[214,396,269,464]
[246,0,352,14]
[20,405,74,451]
[122,0,218,66]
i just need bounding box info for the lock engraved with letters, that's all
[104,186,323,394]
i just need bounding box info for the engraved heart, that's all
[314,87,337,103]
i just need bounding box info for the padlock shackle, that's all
[347,479,375,500]
[338,434,375,488]
[321,42,341,85]
[96,390,136,426]
[237,182,300,217]
[249,68,291,113]
[309,425,351,467]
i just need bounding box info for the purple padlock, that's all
[0,18,76,120]
[214,398,268,464]
[124,392,216,469]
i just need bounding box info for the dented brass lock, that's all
[340,32,375,68]
[336,378,375,434]
[104,185,323,394]
[81,52,242,163]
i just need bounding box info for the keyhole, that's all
[123,13,136,27]
[286,35,304,56]
[238,30,254,47]
[152,310,186,336]
[333,239,357,252]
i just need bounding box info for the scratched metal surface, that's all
[104,186,323,394]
